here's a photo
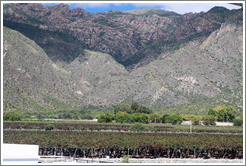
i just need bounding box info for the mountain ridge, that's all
[4,3,242,69]
[3,3,243,118]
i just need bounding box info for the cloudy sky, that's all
[42,2,241,14]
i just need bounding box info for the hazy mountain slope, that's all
[3,27,84,114]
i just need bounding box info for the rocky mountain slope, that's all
[3,3,242,69]
[3,3,243,116]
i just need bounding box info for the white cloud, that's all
[162,3,241,14]
[72,3,241,14]
[42,2,241,14]
[68,3,111,9]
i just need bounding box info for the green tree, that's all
[149,114,161,123]
[131,101,139,112]
[207,108,218,117]
[131,113,149,124]
[181,114,201,125]
[161,114,170,123]
[136,105,152,114]
[3,110,22,121]
[226,106,236,122]
[165,114,183,125]
[216,105,236,122]
[115,112,132,123]
[202,115,217,125]
[98,113,114,123]
[113,104,131,115]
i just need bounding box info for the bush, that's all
[202,115,216,125]
[161,114,170,123]
[233,119,243,126]
[98,113,114,123]
[130,123,146,132]
[181,114,201,125]
[131,113,149,124]
[233,116,243,126]
[130,101,152,114]
[165,114,183,125]
[45,124,54,131]
[149,114,161,123]
[3,110,22,121]
[115,112,132,123]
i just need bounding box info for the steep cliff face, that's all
[3,3,242,69]
[3,3,243,115]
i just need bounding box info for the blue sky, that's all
[42,3,241,14]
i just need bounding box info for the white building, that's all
[2,144,40,165]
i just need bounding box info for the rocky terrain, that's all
[3,3,243,116]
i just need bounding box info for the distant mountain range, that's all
[3,3,243,116]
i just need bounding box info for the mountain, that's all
[3,4,242,69]
[3,3,243,116]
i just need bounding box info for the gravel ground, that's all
[39,157,243,163]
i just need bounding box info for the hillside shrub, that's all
[3,110,22,121]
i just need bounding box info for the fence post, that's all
[190,118,192,133]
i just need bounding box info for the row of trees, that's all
[3,104,242,126]
[98,112,184,125]
[113,102,152,115]
[98,105,242,126]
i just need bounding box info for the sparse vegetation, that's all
[130,123,146,132]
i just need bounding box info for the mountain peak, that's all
[207,6,230,13]
[47,3,71,13]
[71,8,88,17]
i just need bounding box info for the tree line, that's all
[98,102,243,126]
[3,102,243,126]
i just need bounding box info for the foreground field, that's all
[3,130,243,159]
[3,120,243,133]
